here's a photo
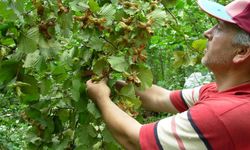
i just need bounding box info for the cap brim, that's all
[197,0,236,24]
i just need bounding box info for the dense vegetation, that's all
[0,0,231,149]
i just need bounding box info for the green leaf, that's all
[102,126,117,144]
[120,83,136,99]
[186,0,192,5]
[71,78,81,101]
[78,112,91,124]
[44,117,55,136]
[53,137,71,150]
[69,1,89,12]
[63,129,74,139]
[99,4,116,25]
[19,75,40,104]
[108,56,129,72]
[13,0,25,13]
[23,50,41,68]
[173,51,188,68]
[0,1,17,21]
[57,110,70,123]
[87,125,97,138]
[1,38,15,47]
[58,13,73,38]
[88,0,100,13]
[51,64,69,82]
[161,0,177,8]
[0,22,14,35]
[93,57,109,75]
[25,107,42,122]
[93,141,102,150]
[82,48,93,63]
[147,9,167,28]
[75,125,97,147]
[87,102,101,119]
[11,0,25,22]
[88,36,104,51]
[0,60,18,86]
[40,79,52,95]
[39,38,60,58]
[18,27,39,54]
[192,39,207,51]
[73,78,81,90]
[136,65,153,90]
[120,83,141,108]
[176,0,185,9]
[32,99,51,111]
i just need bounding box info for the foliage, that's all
[146,0,212,89]
[0,0,168,149]
[147,0,231,89]
[0,93,28,150]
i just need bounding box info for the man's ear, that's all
[233,47,250,63]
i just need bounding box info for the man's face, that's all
[202,20,238,70]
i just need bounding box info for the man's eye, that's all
[213,25,222,33]
[216,25,222,30]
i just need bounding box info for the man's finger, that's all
[86,79,95,86]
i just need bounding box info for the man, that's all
[86,0,250,149]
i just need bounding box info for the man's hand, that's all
[86,79,141,149]
[86,78,111,104]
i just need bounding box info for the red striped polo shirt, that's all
[140,82,250,150]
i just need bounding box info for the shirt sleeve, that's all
[170,86,201,112]
[139,111,207,150]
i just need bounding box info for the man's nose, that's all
[203,28,213,40]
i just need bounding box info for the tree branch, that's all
[100,36,119,50]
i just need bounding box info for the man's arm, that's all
[116,81,179,113]
[86,79,141,149]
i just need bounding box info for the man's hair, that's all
[232,29,250,47]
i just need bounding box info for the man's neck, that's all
[214,70,250,92]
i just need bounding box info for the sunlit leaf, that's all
[18,27,39,54]
[147,9,167,28]
[88,0,100,13]
[57,13,73,38]
[69,1,89,11]
[120,83,141,108]
[1,38,15,47]
[120,83,136,99]
[23,50,41,68]
[192,39,207,51]
[173,51,188,68]
[99,4,116,25]
[108,56,129,72]
[0,1,17,21]
[51,64,69,82]
[133,65,153,90]
[93,57,109,75]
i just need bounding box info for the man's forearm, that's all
[135,85,178,113]
[96,97,141,150]
[116,81,178,113]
